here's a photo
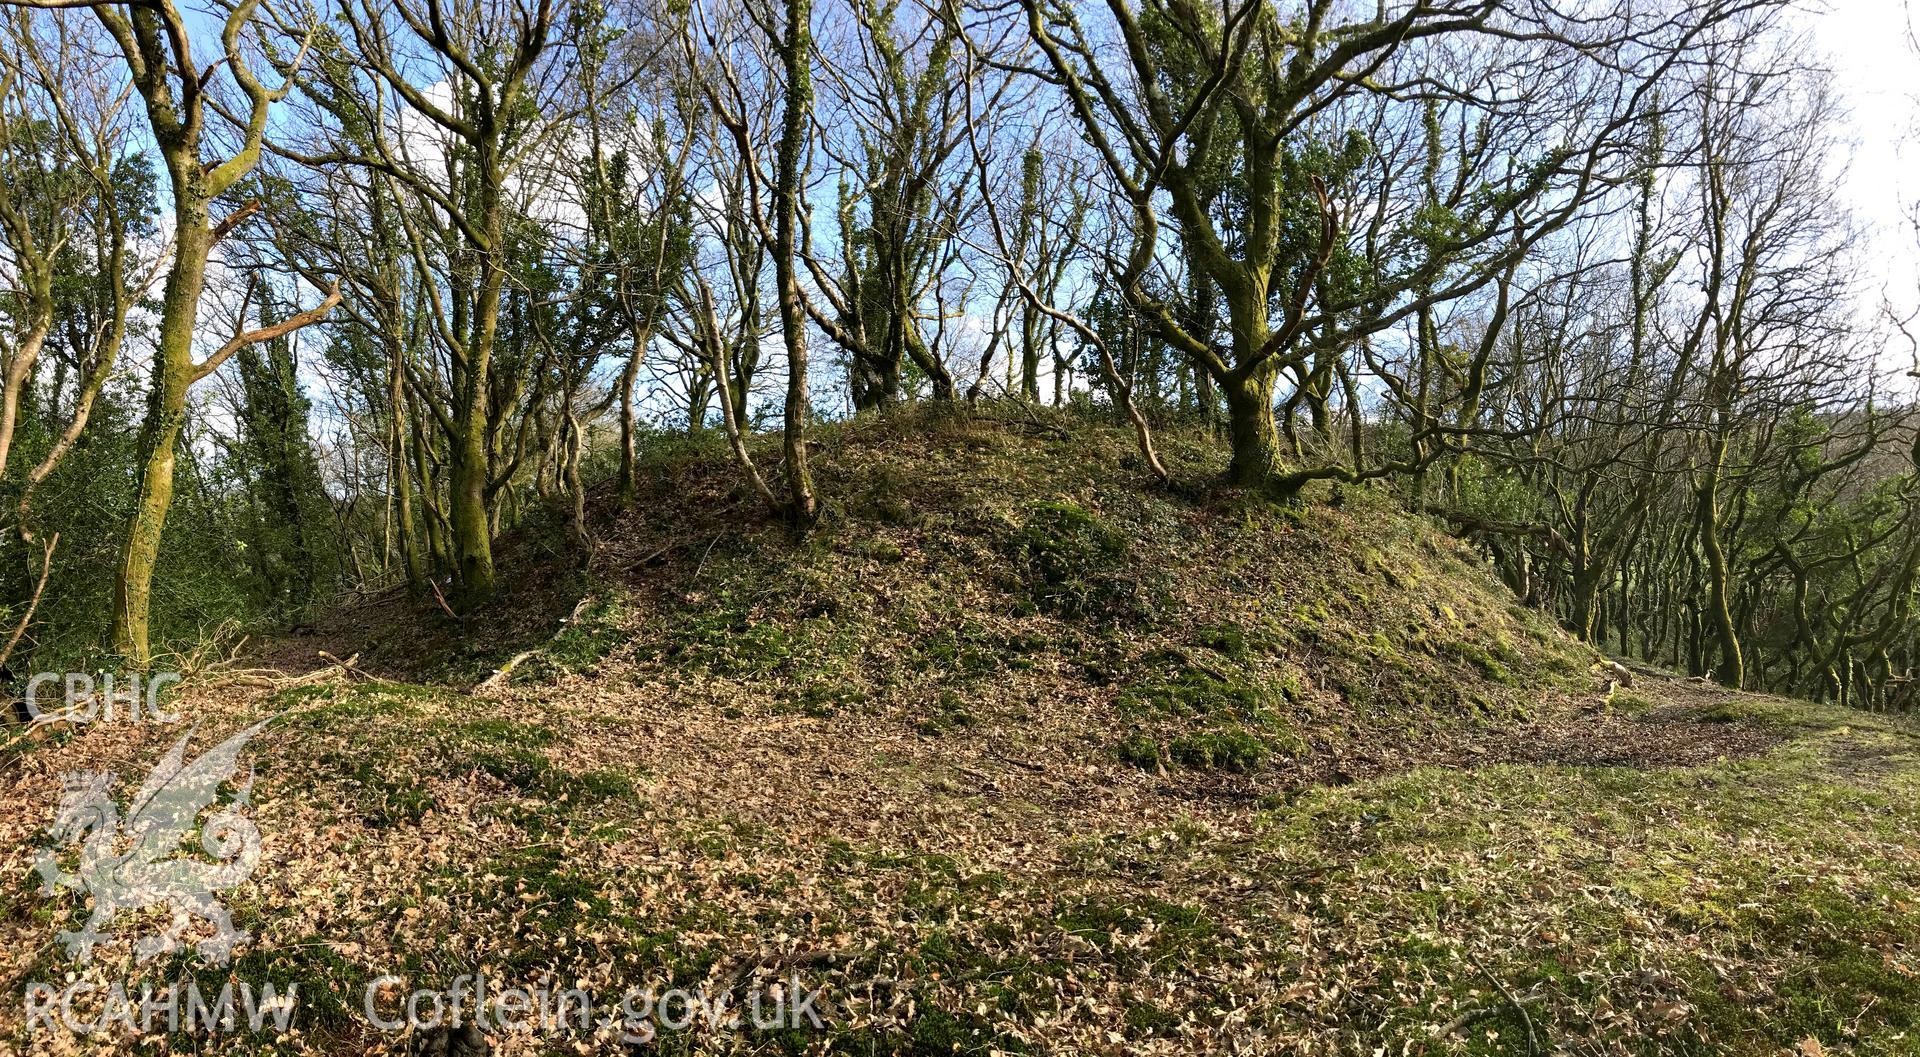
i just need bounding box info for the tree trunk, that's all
[1221,365,1282,488]
[448,424,494,607]
[773,0,818,523]
[1696,453,1744,688]
[112,214,210,665]
[448,216,506,608]
[389,339,426,596]
[1019,307,1041,402]
[0,285,50,480]
[617,349,643,504]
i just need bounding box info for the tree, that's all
[685,0,819,521]
[4,0,342,664]
[1021,0,1743,493]
[298,0,568,607]
[807,0,971,409]
[229,287,333,613]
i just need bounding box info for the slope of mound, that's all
[285,407,1595,783]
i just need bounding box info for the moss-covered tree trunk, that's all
[387,335,427,596]
[449,299,499,606]
[91,0,332,664]
[617,350,645,503]
[1220,365,1282,488]
[1214,272,1283,487]
[773,0,818,523]
[1697,432,1743,689]
[443,173,509,608]
[112,204,210,663]
[1019,307,1041,402]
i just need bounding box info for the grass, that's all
[508,592,633,684]
[1230,725,1920,1054]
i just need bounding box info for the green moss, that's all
[1121,722,1303,772]
[1118,656,1269,720]
[788,679,866,717]
[1194,622,1250,659]
[1116,733,1160,768]
[274,679,446,724]
[916,689,977,735]
[1698,696,1916,735]
[1608,687,1655,713]
[848,464,922,527]
[316,747,434,827]
[510,594,631,684]
[456,716,557,746]
[1167,728,1269,771]
[1450,639,1517,685]
[1005,501,1152,623]
[857,537,907,562]
[898,1006,1025,1056]
[571,767,640,800]
[1111,647,1310,771]
[159,942,368,1043]
[1123,998,1181,1035]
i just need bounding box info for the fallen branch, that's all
[1438,984,1546,1040]
[0,532,56,674]
[476,650,537,693]
[427,577,459,620]
[316,651,369,681]
[203,652,364,693]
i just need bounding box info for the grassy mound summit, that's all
[6,411,1918,1056]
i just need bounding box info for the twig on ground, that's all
[1462,952,1542,1056]
[688,533,723,584]
[726,946,854,990]
[476,650,538,693]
